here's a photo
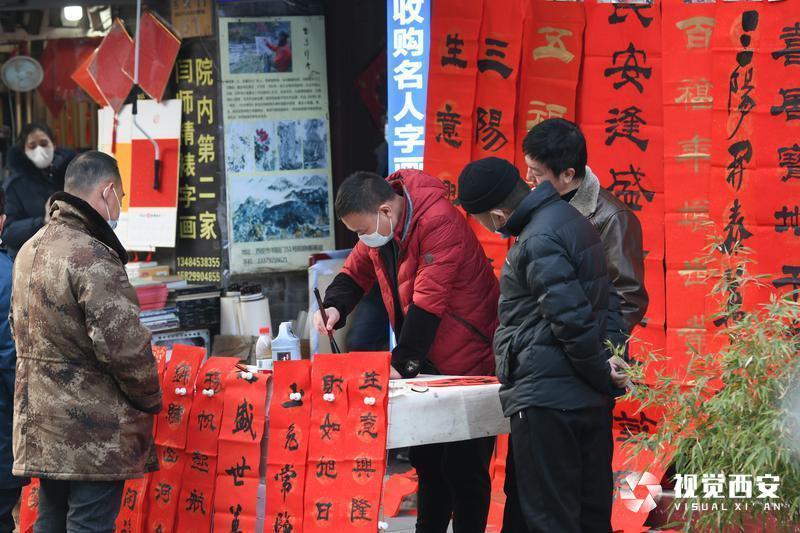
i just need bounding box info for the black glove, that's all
[392,304,441,378]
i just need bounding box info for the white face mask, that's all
[490,210,511,238]
[359,211,393,248]
[104,185,122,230]
[26,145,54,169]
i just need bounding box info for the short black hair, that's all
[522,118,587,179]
[335,171,396,219]
[18,122,55,149]
[0,188,6,217]
[496,179,532,212]
[64,151,121,194]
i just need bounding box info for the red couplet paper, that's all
[515,0,585,175]
[305,353,392,531]
[304,354,366,531]
[218,370,268,445]
[211,372,269,528]
[215,440,259,490]
[174,481,214,533]
[152,345,168,380]
[423,0,483,199]
[155,344,205,449]
[709,4,762,225]
[750,0,800,300]
[176,451,216,533]
[115,477,149,533]
[662,0,715,228]
[150,345,167,438]
[611,395,671,532]
[579,0,665,346]
[144,446,185,532]
[343,353,391,529]
[214,442,261,525]
[266,360,312,465]
[265,360,312,532]
[611,429,661,533]
[212,510,257,533]
[18,479,39,533]
[265,463,307,533]
[472,0,525,164]
[185,357,239,457]
[409,376,498,388]
[308,354,351,461]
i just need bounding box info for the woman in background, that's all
[3,123,75,258]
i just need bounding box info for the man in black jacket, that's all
[458,157,614,532]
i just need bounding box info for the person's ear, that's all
[378,203,393,218]
[561,168,576,184]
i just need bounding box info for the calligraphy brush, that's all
[314,288,341,354]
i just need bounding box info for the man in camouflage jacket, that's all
[10,151,161,531]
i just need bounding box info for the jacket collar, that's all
[569,166,601,218]
[49,192,129,264]
[505,181,560,237]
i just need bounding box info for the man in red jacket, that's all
[314,169,499,533]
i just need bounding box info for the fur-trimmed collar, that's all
[49,191,129,264]
[569,166,601,218]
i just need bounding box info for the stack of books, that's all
[139,307,180,332]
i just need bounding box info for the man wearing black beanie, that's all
[458,157,614,532]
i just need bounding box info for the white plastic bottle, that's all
[255,326,273,371]
[272,321,301,361]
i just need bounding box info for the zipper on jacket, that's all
[447,311,491,344]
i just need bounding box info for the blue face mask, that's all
[104,185,121,230]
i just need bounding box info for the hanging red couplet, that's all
[115,477,149,533]
[304,354,352,530]
[212,369,269,529]
[175,450,217,533]
[471,0,526,164]
[214,439,261,528]
[18,479,39,533]
[267,361,313,465]
[145,446,185,532]
[342,353,391,529]
[515,0,585,175]
[218,370,268,445]
[265,360,312,533]
[185,357,239,457]
[579,0,665,348]
[155,344,205,449]
[423,0,483,201]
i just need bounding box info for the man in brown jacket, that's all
[522,118,648,333]
[11,151,162,532]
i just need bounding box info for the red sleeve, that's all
[412,214,463,317]
[340,241,378,292]
[266,41,278,52]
